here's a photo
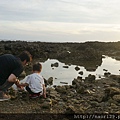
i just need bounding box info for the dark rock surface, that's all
[1,41,120,119]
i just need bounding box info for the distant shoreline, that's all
[0,39,120,44]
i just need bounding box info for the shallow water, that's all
[39,55,120,85]
[18,55,120,87]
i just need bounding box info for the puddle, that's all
[19,55,120,86]
[40,55,120,85]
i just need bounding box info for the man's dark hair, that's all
[19,51,32,62]
[33,62,42,72]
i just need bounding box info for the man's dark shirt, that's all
[0,54,23,85]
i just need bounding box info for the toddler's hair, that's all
[33,62,42,72]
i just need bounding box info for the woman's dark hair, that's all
[19,51,32,62]
[33,62,42,72]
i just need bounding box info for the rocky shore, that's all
[1,41,120,120]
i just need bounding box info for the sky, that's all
[0,0,120,43]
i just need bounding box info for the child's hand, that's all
[15,79,20,85]
[17,85,24,90]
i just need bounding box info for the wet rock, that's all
[86,67,96,72]
[72,78,82,86]
[79,71,83,75]
[109,75,120,82]
[51,62,59,67]
[75,66,80,71]
[44,78,48,87]
[77,76,82,80]
[85,74,96,83]
[60,82,68,84]
[63,65,69,68]
[104,72,111,77]
[47,77,53,85]
[103,69,108,72]
[55,86,67,94]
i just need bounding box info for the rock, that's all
[41,102,51,109]
[55,86,67,94]
[76,86,86,94]
[90,101,99,107]
[103,69,108,72]
[77,76,82,80]
[79,71,83,75]
[109,75,120,82]
[65,105,76,114]
[47,87,60,99]
[60,82,68,84]
[57,51,70,60]
[51,99,58,105]
[71,99,80,104]
[113,95,120,102]
[47,77,53,85]
[85,74,96,83]
[44,78,48,87]
[75,66,80,71]
[8,87,17,96]
[103,87,120,101]
[51,62,59,67]
[86,67,96,71]
[104,87,120,96]
[72,78,81,86]
[104,72,111,77]
[63,65,69,68]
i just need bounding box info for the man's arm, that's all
[8,74,17,82]
[7,74,22,88]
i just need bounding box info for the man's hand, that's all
[15,80,24,90]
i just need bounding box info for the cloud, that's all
[0,0,120,42]
[0,20,120,42]
[0,0,120,23]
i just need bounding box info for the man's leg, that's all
[0,80,14,92]
[0,80,14,101]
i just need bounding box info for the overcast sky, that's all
[0,0,120,42]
